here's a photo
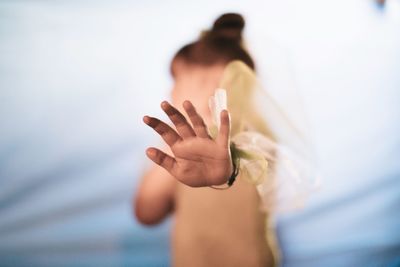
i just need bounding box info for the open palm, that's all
[143,100,233,187]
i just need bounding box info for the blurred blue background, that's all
[1,0,399,266]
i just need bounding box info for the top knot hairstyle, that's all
[211,13,245,41]
[171,13,255,75]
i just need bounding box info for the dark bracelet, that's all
[209,160,239,190]
[227,159,239,186]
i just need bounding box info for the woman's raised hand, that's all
[143,100,233,187]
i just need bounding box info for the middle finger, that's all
[161,101,196,139]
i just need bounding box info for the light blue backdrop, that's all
[1,1,399,267]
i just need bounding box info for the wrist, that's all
[210,143,240,190]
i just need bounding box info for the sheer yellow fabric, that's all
[209,60,320,265]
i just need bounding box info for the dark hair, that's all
[171,13,255,76]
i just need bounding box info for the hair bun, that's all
[211,13,245,41]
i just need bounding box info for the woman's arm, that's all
[134,163,176,225]
[135,99,232,223]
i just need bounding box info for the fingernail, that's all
[221,110,230,121]
[161,101,169,109]
[146,148,155,157]
[183,100,191,109]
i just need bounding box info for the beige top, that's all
[173,178,275,267]
[171,61,278,267]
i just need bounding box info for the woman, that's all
[135,13,276,267]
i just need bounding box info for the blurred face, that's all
[171,59,226,124]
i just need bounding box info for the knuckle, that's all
[154,124,165,133]
[170,113,183,122]
[159,154,165,164]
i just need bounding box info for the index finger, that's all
[161,101,196,139]
[183,100,210,138]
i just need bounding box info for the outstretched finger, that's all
[143,116,181,147]
[161,101,196,139]
[216,110,231,148]
[183,100,210,138]
[146,147,177,174]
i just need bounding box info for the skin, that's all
[142,100,233,187]
[134,62,274,267]
[134,62,231,225]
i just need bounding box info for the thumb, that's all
[216,110,230,148]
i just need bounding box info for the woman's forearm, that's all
[134,166,176,225]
